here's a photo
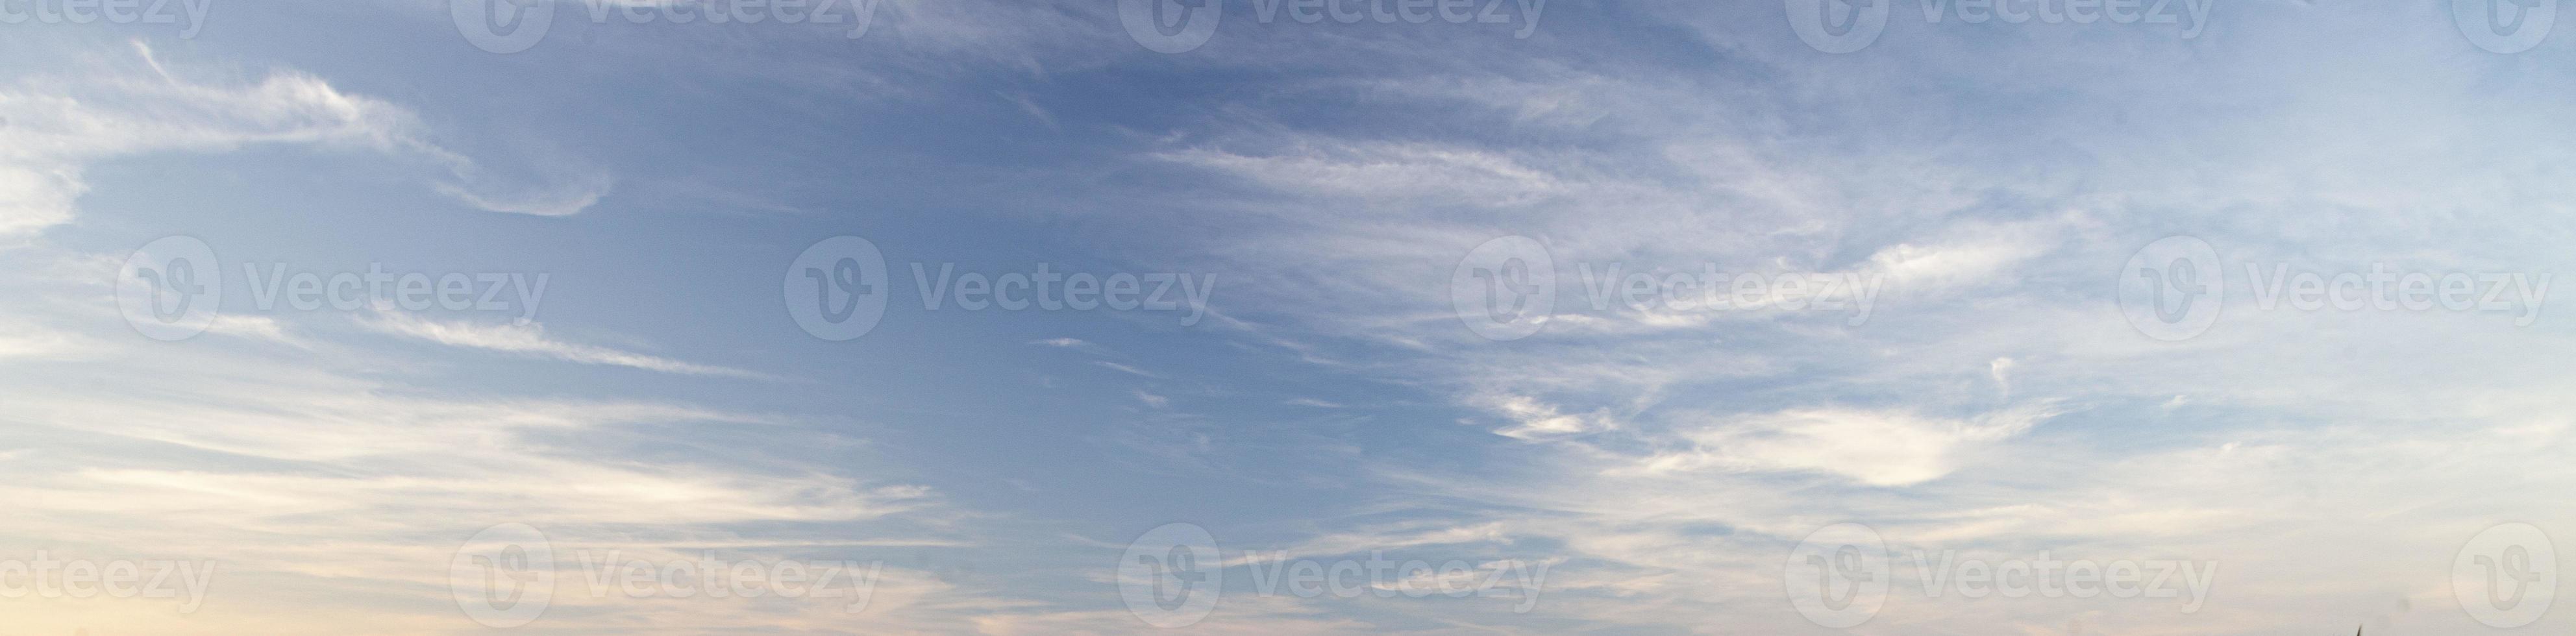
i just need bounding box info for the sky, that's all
[2,0,2574,633]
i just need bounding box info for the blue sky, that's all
[3,0,2575,633]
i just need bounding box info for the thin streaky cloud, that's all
[361,311,766,378]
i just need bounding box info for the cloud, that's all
[1154,141,1568,208]
[0,41,605,240]
[1030,336,1113,356]
[1990,356,2016,400]
[1093,360,1161,378]
[360,311,764,378]
[1133,389,1169,409]
[1641,404,2064,487]
[432,171,615,217]
[1478,393,1615,440]
[0,241,953,633]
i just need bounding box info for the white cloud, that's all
[360,310,763,378]
[1093,360,1161,378]
[1990,356,2016,400]
[1642,404,2064,487]
[0,42,606,240]
[1155,141,1567,208]
[1133,389,1169,408]
[0,245,952,633]
[1478,393,1615,440]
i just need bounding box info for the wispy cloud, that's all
[361,311,764,378]
[0,41,605,239]
[1133,389,1169,409]
[1092,360,1160,378]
